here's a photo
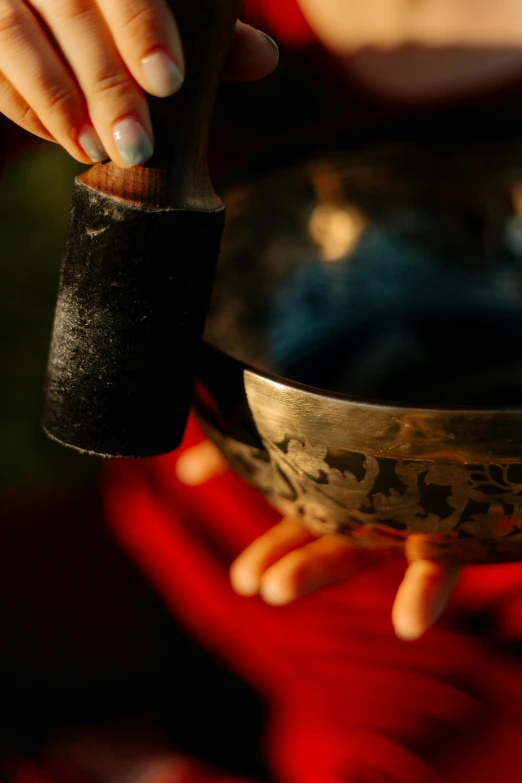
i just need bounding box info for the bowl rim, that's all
[200,340,522,464]
[203,338,522,417]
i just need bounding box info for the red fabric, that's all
[243,0,314,47]
[103,418,522,783]
[4,0,522,780]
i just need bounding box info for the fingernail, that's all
[78,126,108,163]
[260,32,279,56]
[142,49,184,97]
[113,117,154,167]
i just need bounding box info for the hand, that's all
[176,440,460,642]
[0,1,279,167]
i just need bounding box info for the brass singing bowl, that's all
[195,135,522,564]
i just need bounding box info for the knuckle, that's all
[19,101,38,125]
[0,2,24,43]
[44,81,77,116]
[41,0,91,25]
[90,68,134,102]
[118,3,157,43]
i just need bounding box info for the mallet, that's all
[43,0,242,458]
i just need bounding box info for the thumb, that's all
[222,23,279,81]
[175,440,228,486]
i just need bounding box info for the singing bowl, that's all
[194,135,522,564]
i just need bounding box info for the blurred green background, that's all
[0,143,99,492]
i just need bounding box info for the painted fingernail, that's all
[260,32,279,57]
[113,117,153,167]
[78,126,108,163]
[142,49,184,97]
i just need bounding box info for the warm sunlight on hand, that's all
[176,439,460,641]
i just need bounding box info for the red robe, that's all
[104,416,522,783]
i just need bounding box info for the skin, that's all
[0,1,279,166]
[3,0,521,638]
[176,441,461,641]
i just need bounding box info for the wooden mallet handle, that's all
[43,0,243,458]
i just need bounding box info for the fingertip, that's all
[259,559,302,606]
[111,116,154,168]
[392,560,428,639]
[229,558,260,597]
[230,518,320,605]
[61,130,96,166]
[174,452,202,486]
[69,149,94,166]
[175,441,228,486]
[78,126,108,163]
[223,24,280,82]
[259,580,294,607]
[392,609,426,642]
[394,627,423,642]
[258,32,279,57]
[141,49,185,98]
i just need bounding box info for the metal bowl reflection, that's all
[195,139,522,563]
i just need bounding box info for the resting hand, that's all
[176,440,460,642]
[0,0,278,166]
[230,519,460,642]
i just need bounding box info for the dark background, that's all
[0,142,99,493]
